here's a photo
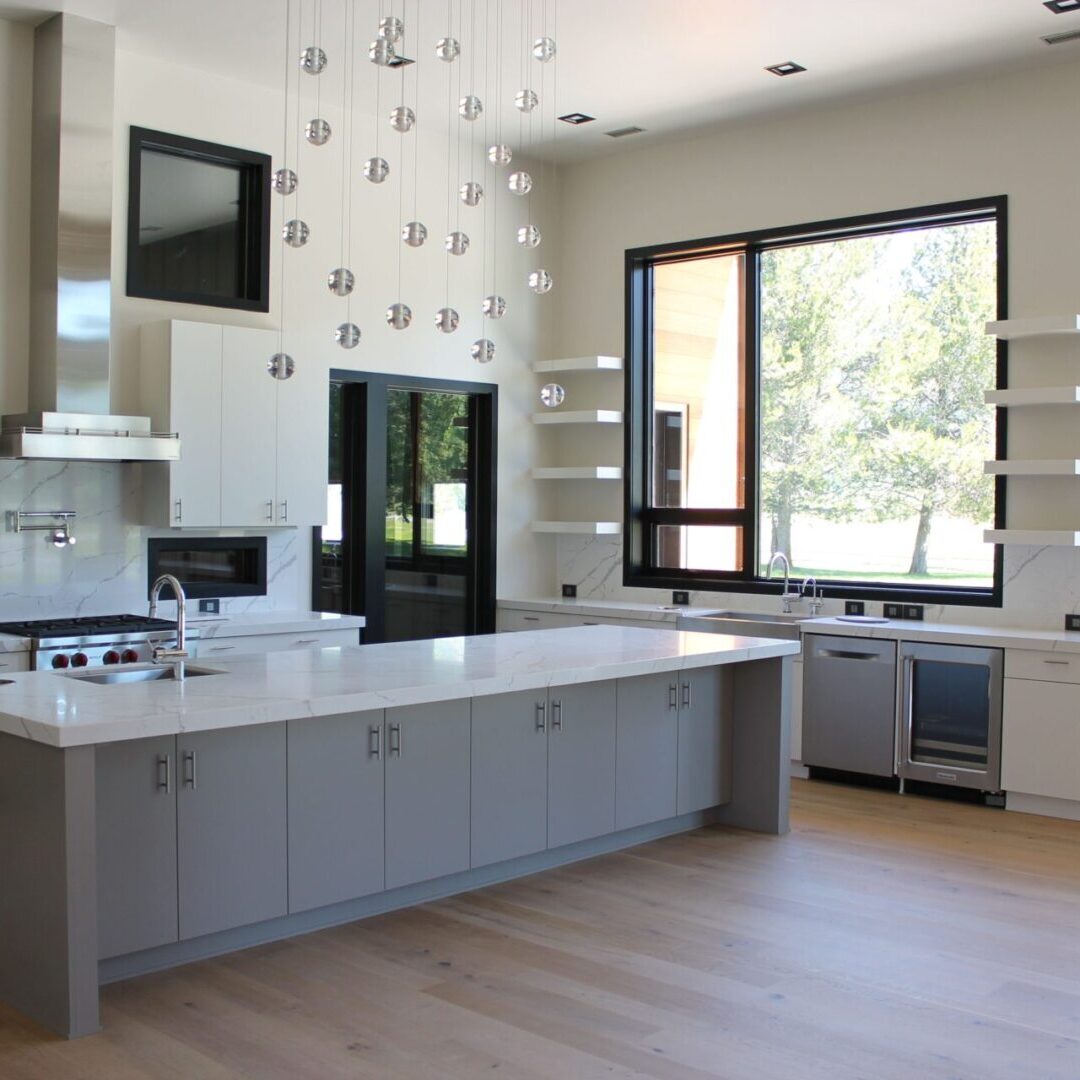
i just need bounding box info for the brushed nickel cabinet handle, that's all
[266,499,274,523]
[682,681,692,709]
[369,724,382,760]
[210,645,236,652]
[535,700,547,733]
[281,499,289,523]
[389,722,402,757]
[551,699,562,731]
[182,749,197,790]
[668,683,678,710]
[1043,659,1070,666]
[174,498,182,523]
[157,753,172,794]
[294,638,319,646]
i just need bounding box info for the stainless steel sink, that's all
[61,664,224,686]
[676,610,815,640]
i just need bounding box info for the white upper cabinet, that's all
[220,325,279,528]
[141,320,328,528]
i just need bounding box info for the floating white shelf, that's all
[985,316,1080,340]
[532,409,623,425]
[985,529,1080,546]
[986,386,1080,407]
[531,520,622,535]
[532,466,623,480]
[532,355,623,373]
[985,459,1080,476]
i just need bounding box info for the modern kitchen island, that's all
[0,625,798,1038]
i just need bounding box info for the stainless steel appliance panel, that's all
[803,634,898,777]
[899,641,1002,792]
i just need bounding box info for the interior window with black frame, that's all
[625,198,1006,605]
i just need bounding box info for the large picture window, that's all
[625,198,1006,605]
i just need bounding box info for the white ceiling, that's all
[0,0,1077,161]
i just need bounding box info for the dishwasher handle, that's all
[805,635,895,665]
[818,648,886,661]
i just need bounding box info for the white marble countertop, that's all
[803,616,1080,653]
[0,611,365,653]
[497,596,724,622]
[186,611,365,638]
[0,626,797,749]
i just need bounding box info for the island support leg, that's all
[0,733,100,1037]
[713,654,792,835]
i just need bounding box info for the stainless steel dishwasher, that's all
[802,634,898,777]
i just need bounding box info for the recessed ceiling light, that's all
[606,126,646,138]
[1044,0,1080,12]
[766,61,807,77]
[387,54,415,67]
[558,112,595,125]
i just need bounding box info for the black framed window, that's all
[127,127,271,312]
[625,197,1007,606]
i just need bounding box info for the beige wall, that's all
[552,57,1080,625]
[0,18,555,612]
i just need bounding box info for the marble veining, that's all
[0,459,305,621]
[0,625,798,748]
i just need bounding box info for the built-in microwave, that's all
[147,537,267,600]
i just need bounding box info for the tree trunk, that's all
[908,499,933,576]
[771,506,793,566]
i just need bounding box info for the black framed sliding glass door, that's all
[314,372,497,643]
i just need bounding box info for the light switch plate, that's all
[1066,614,1080,632]
[561,583,577,598]
[883,602,904,619]
[198,599,220,614]
[845,601,865,616]
[672,590,690,605]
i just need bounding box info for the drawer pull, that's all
[819,648,881,661]
[523,616,540,622]
[211,645,236,652]
[1042,660,1070,666]
[294,638,320,645]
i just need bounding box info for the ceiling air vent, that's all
[1042,27,1080,43]
[558,112,595,125]
[606,126,645,138]
[1043,0,1080,13]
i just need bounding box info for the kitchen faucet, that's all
[148,574,188,681]
[766,552,801,613]
[801,575,824,616]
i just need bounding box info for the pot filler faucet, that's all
[766,552,802,613]
[148,573,188,681]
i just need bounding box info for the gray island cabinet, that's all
[0,625,797,1037]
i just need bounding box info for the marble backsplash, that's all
[554,534,1080,631]
[0,458,306,621]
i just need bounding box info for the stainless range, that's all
[0,615,200,671]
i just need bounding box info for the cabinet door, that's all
[220,326,279,527]
[384,700,471,889]
[96,736,178,959]
[197,628,360,661]
[288,713,385,913]
[169,321,222,527]
[547,681,617,848]
[615,673,678,830]
[274,356,328,527]
[1002,679,1080,801]
[790,659,804,764]
[677,667,733,815]
[471,690,548,867]
[177,723,288,940]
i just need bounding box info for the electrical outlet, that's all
[561,583,577,598]
[198,599,220,614]
[903,604,925,621]
[844,601,865,616]
[1066,614,1080,632]
[883,602,904,619]
[672,590,690,605]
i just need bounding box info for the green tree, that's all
[851,224,996,575]
[759,240,880,566]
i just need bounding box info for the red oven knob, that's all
[121,649,140,664]
[52,654,70,669]
[71,653,89,668]
[103,650,120,665]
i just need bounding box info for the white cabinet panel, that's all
[790,659,804,763]
[274,355,328,527]
[1005,649,1080,685]
[196,628,359,659]
[220,326,279,527]
[1002,678,1080,801]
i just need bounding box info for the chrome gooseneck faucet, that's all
[766,552,802,613]
[801,575,824,616]
[149,574,188,681]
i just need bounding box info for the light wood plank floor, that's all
[5,779,1080,1079]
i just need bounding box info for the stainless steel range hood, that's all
[0,14,179,462]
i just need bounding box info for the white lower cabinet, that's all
[497,608,673,633]
[196,627,359,660]
[1002,677,1080,802]
[615,673,679,830]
